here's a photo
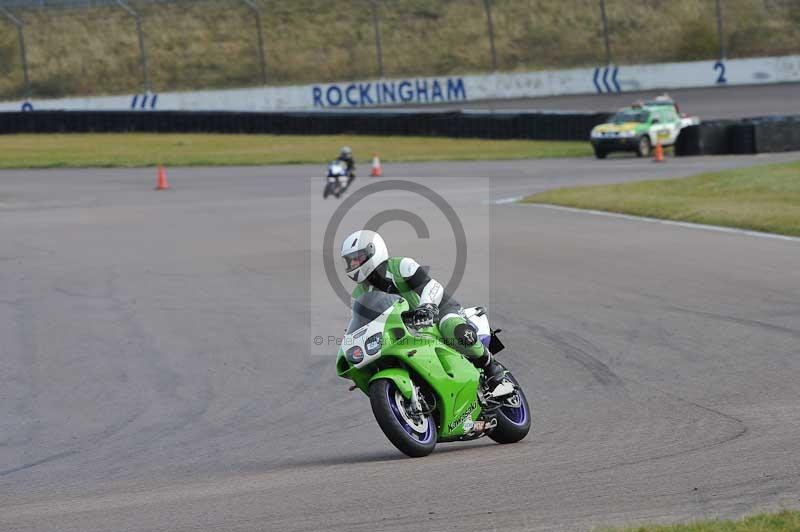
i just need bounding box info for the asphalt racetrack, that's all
[408,82,800,119]
[2,152,800,531]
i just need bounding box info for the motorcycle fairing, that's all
[337,296,485,439]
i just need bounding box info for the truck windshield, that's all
[611,109,650,123]
[346,291,400,334]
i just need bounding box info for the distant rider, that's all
[337,146,356,186]
[341,229,510,396]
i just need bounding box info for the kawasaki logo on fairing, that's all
[448,401,477,431]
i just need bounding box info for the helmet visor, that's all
[343,249,372,272]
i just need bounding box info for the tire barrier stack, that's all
[676,115,800,156]
[1,110,798,155]
[0,109,608,141]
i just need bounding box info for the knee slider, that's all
[453,322,479,348]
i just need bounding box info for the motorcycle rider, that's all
[341,229,510,396]
[337,146,356,186]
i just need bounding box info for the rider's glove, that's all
[412,303,439,327]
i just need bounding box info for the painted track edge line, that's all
[496,199,800,243]
[487,196,524,205]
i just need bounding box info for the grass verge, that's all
[604,510,800,532]
[522,161,800,237]
[0,134,589,168]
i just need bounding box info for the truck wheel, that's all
[637,136,651,158]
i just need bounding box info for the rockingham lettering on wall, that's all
[311,78,467,108]
[2,55,798,112]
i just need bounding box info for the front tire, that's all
[488,370,531,444]
[369,379,437,457]
[593,147,608,159]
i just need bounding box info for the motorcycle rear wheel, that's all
[369,379,437,457]
[488,370,531,444]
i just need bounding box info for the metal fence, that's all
[1,0,799,100]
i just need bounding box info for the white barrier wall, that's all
[2,55,799,113]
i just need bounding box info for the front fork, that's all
[409,384,424,415]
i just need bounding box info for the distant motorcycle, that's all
[323,160,354,199]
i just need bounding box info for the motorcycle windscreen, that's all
[346,292,400,334]
[329,161,346,175]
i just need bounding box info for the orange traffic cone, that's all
[370,154,382,177]
[155,166,170,190]
[653,142,665,163]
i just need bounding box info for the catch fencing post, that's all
[715,0,725,59]
[482,0,497,71]
[0,7,31,99]
[241,0,267,84]
[370,0,384,77]
[599,0,612,65]
[115,0,150,93]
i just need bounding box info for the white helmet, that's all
[341,230,388,283]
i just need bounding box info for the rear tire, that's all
[636,135,651,158]
[369,379,437,457]
[488,370,531,444]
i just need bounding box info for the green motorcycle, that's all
[336,291,531,457]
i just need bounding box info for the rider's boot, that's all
[475,349,514,398]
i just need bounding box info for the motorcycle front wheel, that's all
[488,370,531,444]
[369,379,437,457]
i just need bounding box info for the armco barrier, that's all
[0,110,608,141]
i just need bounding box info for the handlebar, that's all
[401,310,434,329]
